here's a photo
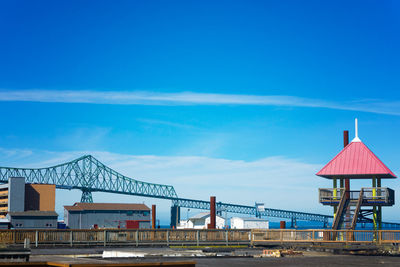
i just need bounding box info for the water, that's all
[160,221,400,230]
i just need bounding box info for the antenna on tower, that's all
[352,118,361,142]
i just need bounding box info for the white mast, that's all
[352,118,361,142]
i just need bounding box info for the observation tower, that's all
[317,119,396,230]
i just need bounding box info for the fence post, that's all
[104,230,107,247]
[280,230,283,243]
[378,230,382,245]
[196,230,199,247]
[225,230,228,246]
[166,230,169,246]
[135,230,139,247]
[70,231,73,247]
[35,230,38,247]
[13,230,16,244]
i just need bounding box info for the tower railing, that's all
[319,188,345,204]
[319,187,394,206]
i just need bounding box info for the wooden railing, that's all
[0,229,251,247]
[251,229,400,244]
[1,229,400,247]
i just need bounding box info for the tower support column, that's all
[333,178,338,217]
[377,178,382,230]
[372,177,377,230]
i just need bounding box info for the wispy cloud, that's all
[1,148,399,222]
[0,89,399,115]
[136,118,198,130]
[0,148,331,218]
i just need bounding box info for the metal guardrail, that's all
[319,187,395,206]
[1,229,400,247]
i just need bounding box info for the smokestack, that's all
[343,130,349,147]
[152,205,156,229]
[344,131,350,197]
[208,196,216,229]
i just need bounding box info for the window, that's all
[127,211,133,216]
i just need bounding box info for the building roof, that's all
[8,211,58,217]
[189,212,210,219]
[317,139,396,179]
[64,202,150,211]
[189,212,223,220]
[231,217,268,222]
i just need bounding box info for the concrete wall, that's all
[8,215,57,229]
[8,177,25,212]
[25,184,56,211]
[65,210,151,229]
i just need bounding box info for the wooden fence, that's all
[1,229,400,247]
[0,229,250,247]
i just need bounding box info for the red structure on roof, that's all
[317,139,396,179]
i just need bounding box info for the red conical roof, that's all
[317,140,396,179]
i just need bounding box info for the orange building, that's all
[25,184,56,211]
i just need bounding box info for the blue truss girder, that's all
[0,155,333,223]
[172,198,332,223]
[0,155,178,200]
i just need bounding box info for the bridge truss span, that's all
[0,155,333,225]
[172,198,332,225]
[0,155,178,201]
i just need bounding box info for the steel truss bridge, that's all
[0,155,332,226]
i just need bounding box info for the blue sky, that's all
[0,0,400,223]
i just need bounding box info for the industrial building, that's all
[0,177,58,229]
[64,202,151,229]
[230,217,269,229]
[25,183,56,211]
[7,211,58,229]
[0,177,25,218]
[177,212,225,229]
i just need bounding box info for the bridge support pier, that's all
[323,218,329,228]
[170,205,180,229]
[81,189,93,203]
[291,217,297,228]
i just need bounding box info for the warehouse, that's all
[7,211,58,229]
[64,203,151,229]
[231,217,269,229]
[178,212,225,229]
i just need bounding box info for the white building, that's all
[177,212,225,229]
[230,217,269,229]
